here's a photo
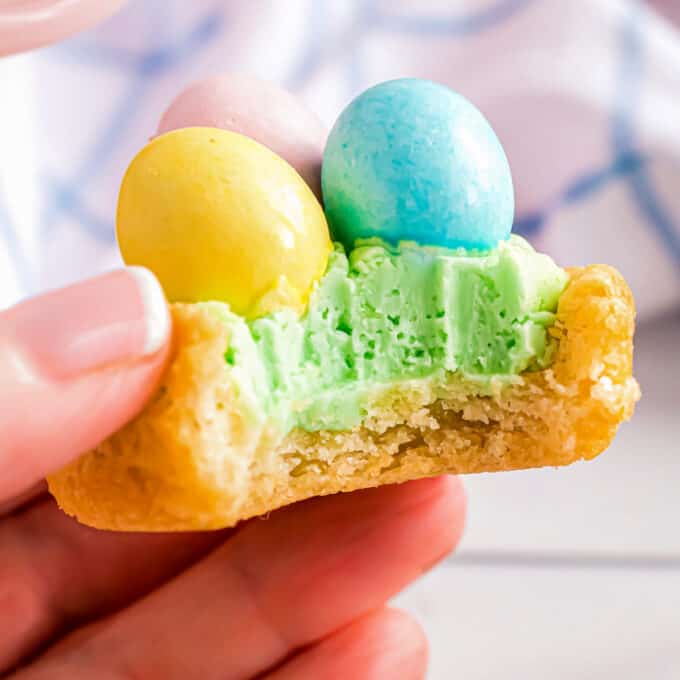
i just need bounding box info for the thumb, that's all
[0,268,171,501]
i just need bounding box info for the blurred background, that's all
[0,1,678,677]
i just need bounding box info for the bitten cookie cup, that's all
[48,264,639,532]
[47,76,639,531]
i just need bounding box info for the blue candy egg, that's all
[321,78,514,250]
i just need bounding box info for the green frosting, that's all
[218,235,567,433]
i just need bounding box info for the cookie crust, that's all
[48,265,639,531]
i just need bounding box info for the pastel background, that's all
[1,1,678,677]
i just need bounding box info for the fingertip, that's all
[127,266,172,356]
[269,608,429,680]
[384,475,467,551]
[431,475,468,554]
[3,268,171,381]
[0,0,128,57]
[377,608,430,675]
[382,475,467,570]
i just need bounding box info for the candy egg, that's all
[157,74,327,199]
[117,127,331,318]
[322,78,514,250]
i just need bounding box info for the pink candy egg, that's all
[158,74,327,199]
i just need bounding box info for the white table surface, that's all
[396,311,680,679]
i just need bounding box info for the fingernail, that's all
[6,267,170,381]
[129,267,170,355]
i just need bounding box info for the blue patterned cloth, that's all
[0,0,678,318]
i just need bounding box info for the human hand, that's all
[0,0,128,56]
[0,268,466,679]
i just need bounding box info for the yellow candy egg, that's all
[117,127,331,318]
